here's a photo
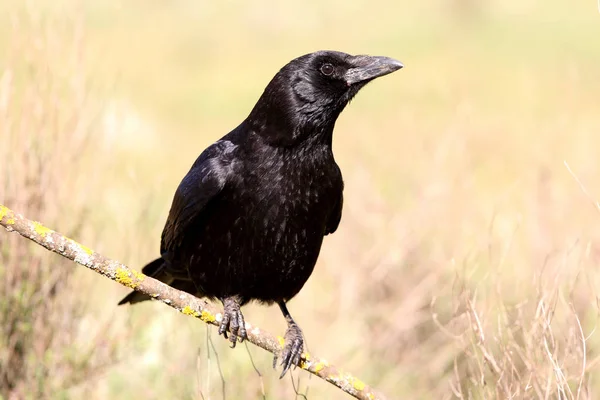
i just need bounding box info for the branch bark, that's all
[0,204,387,400]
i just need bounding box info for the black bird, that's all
[119,50,403,377]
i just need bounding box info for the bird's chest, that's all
[225,148,340,254]
[248,154,338,226]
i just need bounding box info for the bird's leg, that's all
[218,296,247,347]
[274,301,304,378]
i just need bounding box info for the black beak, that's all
[344,55,404,85]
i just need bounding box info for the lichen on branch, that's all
[0,203,387,400]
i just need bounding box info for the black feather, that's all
[117,50,402,374]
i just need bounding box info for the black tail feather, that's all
[141,257,166,276]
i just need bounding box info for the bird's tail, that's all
[117,257,171,305]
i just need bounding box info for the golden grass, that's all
[2,0,600,398]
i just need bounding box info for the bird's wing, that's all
[160,140,237,255]
[325,190,343,235]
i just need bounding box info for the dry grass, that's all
[0,3,124,398]
[1,0,600,399]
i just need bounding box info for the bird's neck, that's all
[246,110,336,148]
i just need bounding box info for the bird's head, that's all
[247,50,403,146]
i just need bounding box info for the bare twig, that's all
[571,304,586,400]
[563,161,600,215]
[244,342,267,400]
[0,204,386,400]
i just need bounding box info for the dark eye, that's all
[320,63,334,76]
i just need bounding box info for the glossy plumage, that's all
[118,50,403,376]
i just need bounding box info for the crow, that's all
[118,50,403,377]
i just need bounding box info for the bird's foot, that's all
[273,322,304,378]
[218,297,247,347]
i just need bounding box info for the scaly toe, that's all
[279,323,304,378]
[218,313,230,339]
[238,312,248,342]
[220,297,247,347]
[230,313,240,347]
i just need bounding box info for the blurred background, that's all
[1,0,600,398]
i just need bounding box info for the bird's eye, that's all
[320,63,334,76]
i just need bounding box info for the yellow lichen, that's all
[277,336,285,347]
[328,372,345,383]
[182,305,200,317]
[80,244,94,255]
[115,267,139,289]
[299,352,311,369]
[32,221,53,237]
[0,205,10,221]
[200,310,216,323]
[368,393,375,400]
[67,238,94,255]
[0,205,14,224]
[352,378,366,391]
[133,270,145,281]
[314,362,325,373]
[313,358,329,373]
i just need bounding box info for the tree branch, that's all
[0,204,387,400]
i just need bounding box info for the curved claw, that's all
[218,311,230,338]
[218,297,247,347]
[279,322,304,378]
